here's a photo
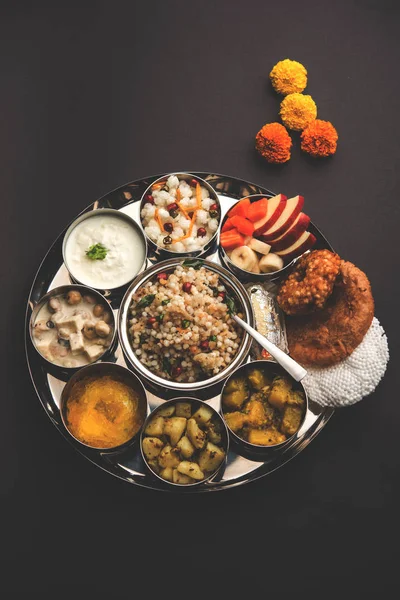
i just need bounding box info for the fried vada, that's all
[286,260,374,367]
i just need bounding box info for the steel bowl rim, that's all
[29,283,117,372]
[62,207,148,291]
[139,171,222,257]
[140,397,230,488]
[60,361,149,452]
[220,359,309,451]
[117,257,254,392]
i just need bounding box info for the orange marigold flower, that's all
[270,59,307,95]
[255,122,292,164]
[301,119,338,157]
[280,93,317,131]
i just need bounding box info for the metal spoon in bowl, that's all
[232,314,307,382]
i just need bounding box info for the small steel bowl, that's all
[140,397,229,488]
[62,208,148,292]
[118,258,254,394]
[139,172,221,261]
[60,362,149,452]
[219,193,301,283]
[29,284,117,375]
[220,359,309,454]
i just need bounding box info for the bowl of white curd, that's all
[63,209,147,291]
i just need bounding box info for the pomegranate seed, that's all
[147,317,156,325]
[188,212,194,219]
[167,202,178,213]
[200,340,209,351]
[217,291,225,300]
[164,222,173,233]
[156,272,168,281]
[182,282,192,293]
[145,194,154,204]
[210,203,218,212]
[172,366,182,377]
[190,178,198,187]
[197,227,207,237]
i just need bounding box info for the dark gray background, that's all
[1,0,399,596]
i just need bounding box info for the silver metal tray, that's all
[25,172,334,492]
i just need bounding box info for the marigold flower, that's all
[280,93,317,131]
[255,122,292,164]
[301,119,338,157]
[270,59,308,95]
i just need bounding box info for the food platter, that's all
[25,172,334,492]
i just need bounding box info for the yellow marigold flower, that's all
[301,119,338,157]
[280,93,317,131]
[270,59,308,95]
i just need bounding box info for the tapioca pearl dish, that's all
[128,264,243,383]
[141,175,220,252]
[32,290,114,368]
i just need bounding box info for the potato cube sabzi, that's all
[186,418,206,449]
[176,435,195,459]
[244,399,269,428]
[175,402,192,418]
[157,404,176,417]
[222,377,249,410]
[158,445,180,468]
[142,437,164,460]
[281,405,303,436]
[144,415,165,437]
[198,442,225,473]
[224,411,246,433]
[192,404,213,425]
[268,376,292,411]
[160,467,174,482]
[287,389,306,409]
[163,417,187,446]
[177,461,205,481]
[247,368,271,390]
[206,420,222,444]
[248,427,287,446]
[172,469,192,485]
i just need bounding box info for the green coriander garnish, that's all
[182,259,203,270]
[161,299,170,306]
[136,294,155,309]
[181,319,191,329]
[209,335,217,342]
[225,294,236,315]
[85,243,108,260]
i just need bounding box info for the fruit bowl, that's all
[219,193,316,282]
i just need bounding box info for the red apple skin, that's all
[268,212,311,252]
[277,232,316,262]
[261,195,305,241]
[253,195,287,236]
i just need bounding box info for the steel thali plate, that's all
[25,172,334,492]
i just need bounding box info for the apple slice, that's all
[261,195,304,241]
[253,194,287,236]
[268,212,310,251]
[276,231,316,262]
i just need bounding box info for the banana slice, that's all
[248,238,271,255]
[230,245,258,271]
[259,253,284,273]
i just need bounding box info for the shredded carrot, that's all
[196,183,202,209]
[155,208,164,232]
[175,189,191,220]
[173,210,197,243]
